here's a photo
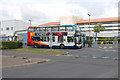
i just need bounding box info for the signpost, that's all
[49,30,52,52]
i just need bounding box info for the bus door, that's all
[58,34,63,43]
[55,32,63,43]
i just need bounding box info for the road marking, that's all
[81,55,89,58]
[92,56,97,58]
[109,47,113,48]
[56,54,61,56]
[102,57,110,59]
[112,50,118,52]
[112,57,118,60]
[103,49,118,52]
[99,47,102,48]
[64,54,73,56]
[104,47,107,49]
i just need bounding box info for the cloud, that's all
[0,0,119,25]
[100,5,118,18]
[67,0,119,19]
[20,4,50,24]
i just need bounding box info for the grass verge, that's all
[3,48,65,54]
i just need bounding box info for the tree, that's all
[94,23,105,39]
[94,23,105,46]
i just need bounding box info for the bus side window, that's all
[29,28,34,32]
[31,37,34,41]
[52,27,58,31]
[36,27,39,32]
[33,37,41,41]
[66,26,73,31]
[40,37,42,41]
[39,28,42,31]
[47,37,49,42]
[59,27,65,31]
[46,27,51,32]
[43,37,46,41]
[43,28,46,31]
[52,37,55,42]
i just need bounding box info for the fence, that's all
[84,41,118,48]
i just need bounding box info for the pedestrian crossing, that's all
[60,54,119,60]
[99,46,118,49]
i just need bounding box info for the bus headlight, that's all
[76,44,82,47]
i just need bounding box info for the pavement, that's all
[1,55,50,69]
[2,46,118,78]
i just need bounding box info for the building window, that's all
[11,27,13,30]
[105,29,112,31]
[6,27,9,30]
[102,22,112,24]
[59,26,65,31]
[1,28,3,31]
[112,22,118,24]
[91,23,97,25]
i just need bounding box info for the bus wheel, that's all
[34,44,38,48]
[60,44,64,49]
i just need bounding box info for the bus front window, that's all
[75,36,81,44]
[74,25,80,32]
[67,36,73,43]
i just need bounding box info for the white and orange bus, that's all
[27,25,83,49]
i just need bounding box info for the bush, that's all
[17,41,23,48]
[1,41,23,49]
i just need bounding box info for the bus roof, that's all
[38,25,76,27]
[28,26,36,28]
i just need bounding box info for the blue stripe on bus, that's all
[28,45,79,49]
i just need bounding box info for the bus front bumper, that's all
[76,44,82,48]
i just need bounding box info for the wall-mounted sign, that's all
[18,35,23,41]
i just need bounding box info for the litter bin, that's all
[101,41,103,44]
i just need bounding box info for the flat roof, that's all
[77,17,119,24]
[39,17,120,26]
[39,22,60,26]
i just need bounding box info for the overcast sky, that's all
[0,0,119,25]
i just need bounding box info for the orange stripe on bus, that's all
[34,41,48,45]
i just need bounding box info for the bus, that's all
[27,25,84,49]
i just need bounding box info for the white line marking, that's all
[109,47,113,48]
[102,57,110,59]
[99,47,102,48]
[92,57,97,58]
[104,47,107,49]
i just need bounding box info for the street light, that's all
[29,20,32,26]
[88,14,91,47]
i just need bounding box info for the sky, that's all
[0,0,119,25]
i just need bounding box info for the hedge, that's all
[0,41,23,49]
[98,39,118,41]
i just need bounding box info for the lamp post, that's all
[29,20,32,26]
[88,14,91,47]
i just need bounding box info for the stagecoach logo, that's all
[30,33,33,36]
[18,35,23,41]
[68,32,73,36]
